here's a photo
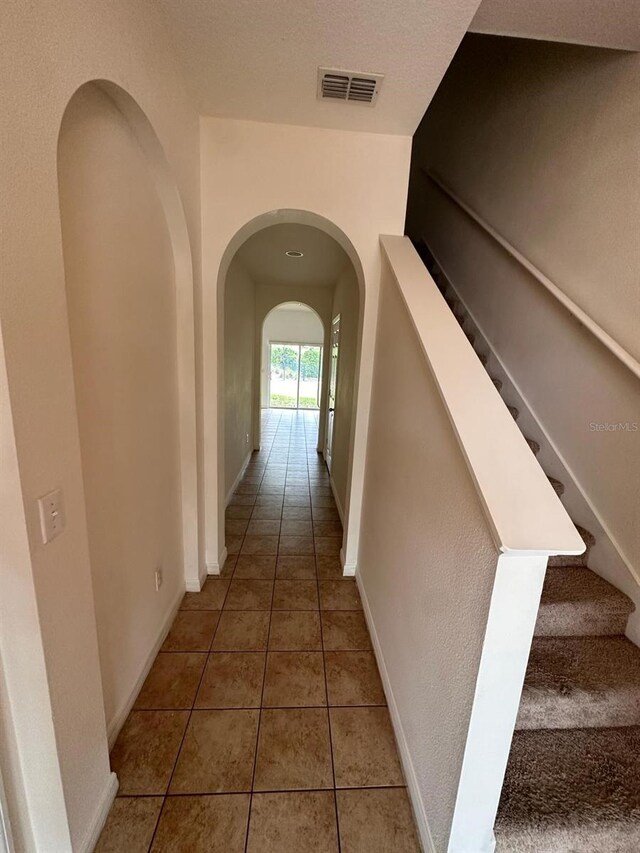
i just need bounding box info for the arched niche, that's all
[57,79,200,733]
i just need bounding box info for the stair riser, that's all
[496,824,640,853]
[495,727,640,853]
[548,553,587,567]
[516,694,640,730]
[535,607,631,637]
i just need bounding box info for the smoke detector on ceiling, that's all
[317,67,383,107]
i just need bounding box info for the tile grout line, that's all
[144,414,281,851]
[112,783,409,800]
[145,516,243,852]
[243,408,286,853]
[306,414,343,853]
[110,411,360,851]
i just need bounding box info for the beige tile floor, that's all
[97,409,420,852]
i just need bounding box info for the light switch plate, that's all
[37,489,65,544]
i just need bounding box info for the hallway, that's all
[97,410,420,852]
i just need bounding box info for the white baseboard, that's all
[185,575,205,593]
[226,450,252,507]
[356,575,436,853]
[185,564,208,592]
[329,474,345,524]
[78,771,118,853]
[340,547,356,577]
[106,586,184,749]
[206,546,228,577]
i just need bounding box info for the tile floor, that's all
[97,410,420,852]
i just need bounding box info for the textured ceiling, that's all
[235,223,349,287]
[469,0,640,51]
[156,0,484,135]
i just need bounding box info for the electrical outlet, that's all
[246,432,249,445]
[155,567,163,592]
[37,489,65,544]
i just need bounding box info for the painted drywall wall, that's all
[225,259,256,497]
[406,35,640,592]
[408,36,640,361]
[0,326,71,852]
[58,84,184,732]
[261,304,325,407]
[329,266,360,518]
[469,0,640,51]
[0,1,200,847]
[202,117,411,572]
[358,265,498,850]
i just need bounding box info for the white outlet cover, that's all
[37,489,65,544]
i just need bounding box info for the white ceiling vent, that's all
[317,67,383,107]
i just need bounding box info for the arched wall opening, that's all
[57,80,198,740]
[215,212,365,574]
[261,303,325,412]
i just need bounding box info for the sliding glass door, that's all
[269,343,322,409]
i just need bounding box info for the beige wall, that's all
[408,35,640,361]
[225,259,256,497]
[202,117,411,572]
[329,266,360,518]
[358,265,499,850]
[406,35,640,603]
[0,1,200,847]
[58,83,184,733]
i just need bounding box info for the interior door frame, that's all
[324,314,341,471]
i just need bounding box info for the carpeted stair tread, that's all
[491,376,503,391]
[508,404,519,421]
[517,636,640,729]
[477,351,488,366]
[526,437,540,455]
[535,568,634,636]
[548,524,594,567]
[495,726,640,852]
[547,476,565,497]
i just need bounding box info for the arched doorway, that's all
[214,215,364,576]
[57,80,198,739]
[261,303,325,412]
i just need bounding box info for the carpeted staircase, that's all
[415,243,640,852]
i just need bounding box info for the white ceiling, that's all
[235,223,349,287]
[469,0,640,51]
[156,0,484,135]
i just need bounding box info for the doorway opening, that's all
[268,343,323,409]
[262,301,325,411]
[217,216,363,576]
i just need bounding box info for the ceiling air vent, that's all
[317,67,383,107]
